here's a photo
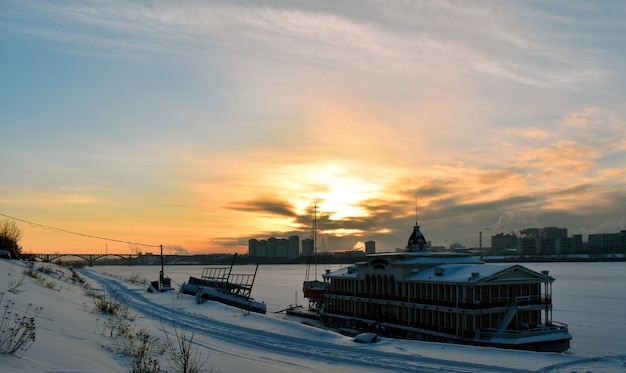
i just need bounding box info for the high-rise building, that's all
[588,231,626,254]
[302,238,314,257]
[365,240,375,254]
[288,235,299,259]
[248,239,259,257]
[491,233,517,251]
[491,227,582,256]
[249,235,301,258]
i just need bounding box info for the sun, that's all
[305,163,380,220]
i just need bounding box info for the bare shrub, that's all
[104,314,133,339]
[7,275,26,294]
[69,268,86,285]
[79,272,165,372]
[36,264,54,274]
[122,328,163,355]
[95,313,164,372]
[0,293,42,357]
[88,290,164,372]
[127,273,148,285]
[126,328,163,373]
[93,294,128,317]
[131,353,161,373]
[163,317,212,373]
[35,276,60,291]
[81,282,98,298]
[22,268,40,280]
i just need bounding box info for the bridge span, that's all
[24,253,140,266]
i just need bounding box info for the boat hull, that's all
[284,306,321,320]
[180,277,266,314]
[321,312,571,353]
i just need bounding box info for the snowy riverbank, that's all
[1,259,625,372]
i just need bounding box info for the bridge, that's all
[23,253,141,266]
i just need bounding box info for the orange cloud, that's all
[562,107,600,127]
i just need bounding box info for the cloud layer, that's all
[1,1,625,253]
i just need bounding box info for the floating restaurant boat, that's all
[180,254,266,314]
[319,222,572,352]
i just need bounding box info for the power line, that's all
[0,212,161,248]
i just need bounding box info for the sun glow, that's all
[323,228,363,237]
[305,163,380,220]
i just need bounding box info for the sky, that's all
[1,0,626,255]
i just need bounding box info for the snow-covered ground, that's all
[1,259,625,372]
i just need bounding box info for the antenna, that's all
[414,192,418,225]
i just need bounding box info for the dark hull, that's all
[285,306,321,320]
[180,277,266,314]
[322,312,571,353]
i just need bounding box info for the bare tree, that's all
[163,318,211,373]
[0,219,22,257]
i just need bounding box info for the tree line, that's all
[0,219,22,258]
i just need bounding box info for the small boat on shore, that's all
[147,244,174,293]
[180,254,266,314]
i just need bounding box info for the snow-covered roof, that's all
[325,261,552,284]
[406,263,551,283]
[393,254,484,266]
[323,264,359,279]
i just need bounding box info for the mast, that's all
[302,202,327,310]
[159,244,164,285]
[314,203,317,280]
[304,203,319,282]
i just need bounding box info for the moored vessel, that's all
[296,204,328,315]
[319,222,572,352]
[180,254,266,314]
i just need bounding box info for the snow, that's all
[1,259,625,372]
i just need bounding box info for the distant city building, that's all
[249,235,301,259]
[429,245,448,252]
[250,226,626,260]
[491,227,584,256]
[301,238,313,257]
[520,227,568,240]
[288,235,299,259]
[449,242,465,250]
[588,230,626,254]
[248,239,259,257]
[491,233,517,253]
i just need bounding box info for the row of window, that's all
[328,275,548,304]
[325,297,544,334]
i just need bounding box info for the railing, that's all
[199,263,258,298]
[326,291,550,309]
[494,297,517,331]
[24,253,139,265]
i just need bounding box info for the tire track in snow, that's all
[81,270,535,373]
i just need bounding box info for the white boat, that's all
[319,222,572,352]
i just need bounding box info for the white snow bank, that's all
[1,259,625,373]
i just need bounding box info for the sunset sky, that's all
[2,1,625,255]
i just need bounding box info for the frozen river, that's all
[90,261,626,359]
